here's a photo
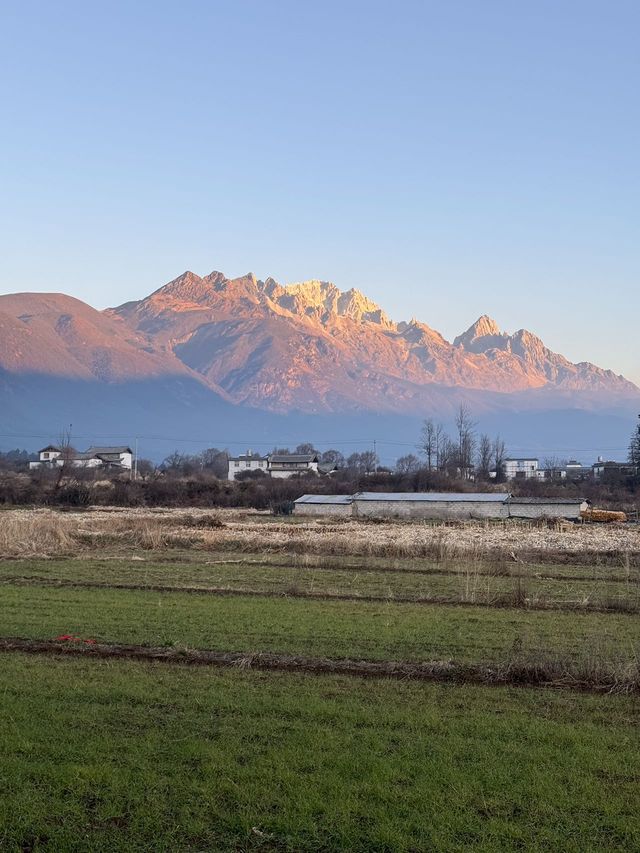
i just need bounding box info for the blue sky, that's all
[1,0,638,382]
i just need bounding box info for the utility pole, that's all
[133,437,139,481]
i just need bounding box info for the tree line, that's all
[396,404,507,482]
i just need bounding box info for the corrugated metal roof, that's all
[294,494,353,505]
[353,492,510,503]
[508,497,585,505]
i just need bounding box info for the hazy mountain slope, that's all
[0,271,637,461]
[0,291,230,398]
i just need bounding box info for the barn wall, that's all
[294,503,352,517]
[352,500,509,520]
[508,503,583,520]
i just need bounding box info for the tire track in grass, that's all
[1,575,638,615]
[0,637,637,694]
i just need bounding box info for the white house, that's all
[30,445,133,471]
[29,445,63,468]
[503,458,539,480]
[226,451,331,480]
[268,453,319,479]
[227,450,269,480]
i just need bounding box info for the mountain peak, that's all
[262,280,392,326]
[475,314,501,336]
[454,315,504,352]
[103,266,638,412]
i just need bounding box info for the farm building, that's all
[352,492,511,520]
[294,492,589,521]
[293,495,353,517]
[507,497,588,521]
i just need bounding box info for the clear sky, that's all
[1,0,638,382]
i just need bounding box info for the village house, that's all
[227,450,269,480]
[563,460,590,479]
[502,458,540,480]
[227,450,329,480]
[268,453,320,479]
[592,459,638,481]
[29,445,133,471]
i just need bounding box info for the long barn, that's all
[352,492,511,519]
[293,494,354,517]
[294,492,587,521]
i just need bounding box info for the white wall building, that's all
[503,458,539,480]
[227,450,269,480]
[268,453,319,479]
[29,445,133,471]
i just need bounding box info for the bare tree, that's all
[419,419,446,470]
[296,443,319,455]
[200,447,229,478]
[55,426,77,490]
[347,451,379,474]
[629,415,640,466]
[136,459,157,480]
[455,403,477,478]
[438,435,457,475]
[492,435,507,483]
[360,450,379,474]
[420,419,437,470]
[321,449,345,468]
[396,453,421,474]
[542,456,567,478]
[476,433,493,481]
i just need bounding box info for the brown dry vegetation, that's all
[1,506,639,563]
[0,512,75,557]
[1,637,639,694]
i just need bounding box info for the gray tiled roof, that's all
[508,497,585,505]
[270,454,318,464]
[86,446,132,455]
[353,492,510,503]
[295,494,353,505]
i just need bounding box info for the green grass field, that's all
[1,654,639,852]
[1,549,639,850]
[2,554,639,608]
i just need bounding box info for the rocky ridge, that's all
[106,269,637,414]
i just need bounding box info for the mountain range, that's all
[0,269,637,459]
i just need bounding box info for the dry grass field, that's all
[1,507,639,850]
[2,505,639,559]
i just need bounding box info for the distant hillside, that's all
[0,270,637,461]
